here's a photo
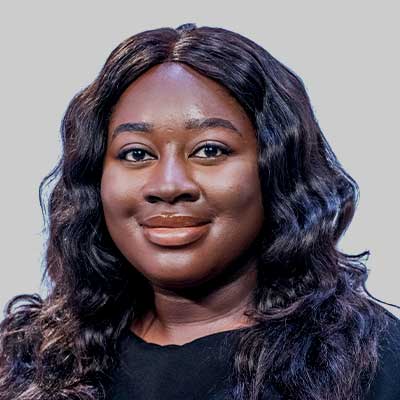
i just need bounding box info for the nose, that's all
[142,152,201,204]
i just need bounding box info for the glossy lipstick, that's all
[140,214,212,247]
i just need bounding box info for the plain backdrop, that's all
[0,1,399,319]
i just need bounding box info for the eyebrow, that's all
[111,117,242,141]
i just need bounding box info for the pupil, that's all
[205,146,218,157]
[132,149,145,160]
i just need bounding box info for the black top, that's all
[105,313,400,399]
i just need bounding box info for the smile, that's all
[142,223,211,247]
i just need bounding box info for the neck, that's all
[131,256,258,345]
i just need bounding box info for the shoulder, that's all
[365,309,400,400]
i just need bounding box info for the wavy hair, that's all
[0,23,398,400]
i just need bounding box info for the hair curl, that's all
[1,23,399,400]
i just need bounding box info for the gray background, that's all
[1,1,398,318]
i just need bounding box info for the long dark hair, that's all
[0,23,398,400]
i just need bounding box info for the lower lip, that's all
[142,223,211,247]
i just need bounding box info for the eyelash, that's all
[117,143,233,163]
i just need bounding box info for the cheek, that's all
[203,160,263,218]
[100,167,140,220]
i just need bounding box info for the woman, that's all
[0,23,399,400]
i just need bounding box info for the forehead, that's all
[108,62,252,132]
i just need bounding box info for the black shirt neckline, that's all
[125,325,255,349]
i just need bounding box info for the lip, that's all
[142,224,211,247]
[141,214,212,228]
[139,214,212,247]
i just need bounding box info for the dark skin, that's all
[101,62,264,345]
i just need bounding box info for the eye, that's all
[191,143,232,159]
[118,148,155,162]
[117,143,232,163]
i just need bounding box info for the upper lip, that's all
[140,213,212,228]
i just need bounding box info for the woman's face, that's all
[101,62,264,289]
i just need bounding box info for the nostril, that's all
[177,193,196,202]
[145,193,197,204]
[146,196,161,204]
